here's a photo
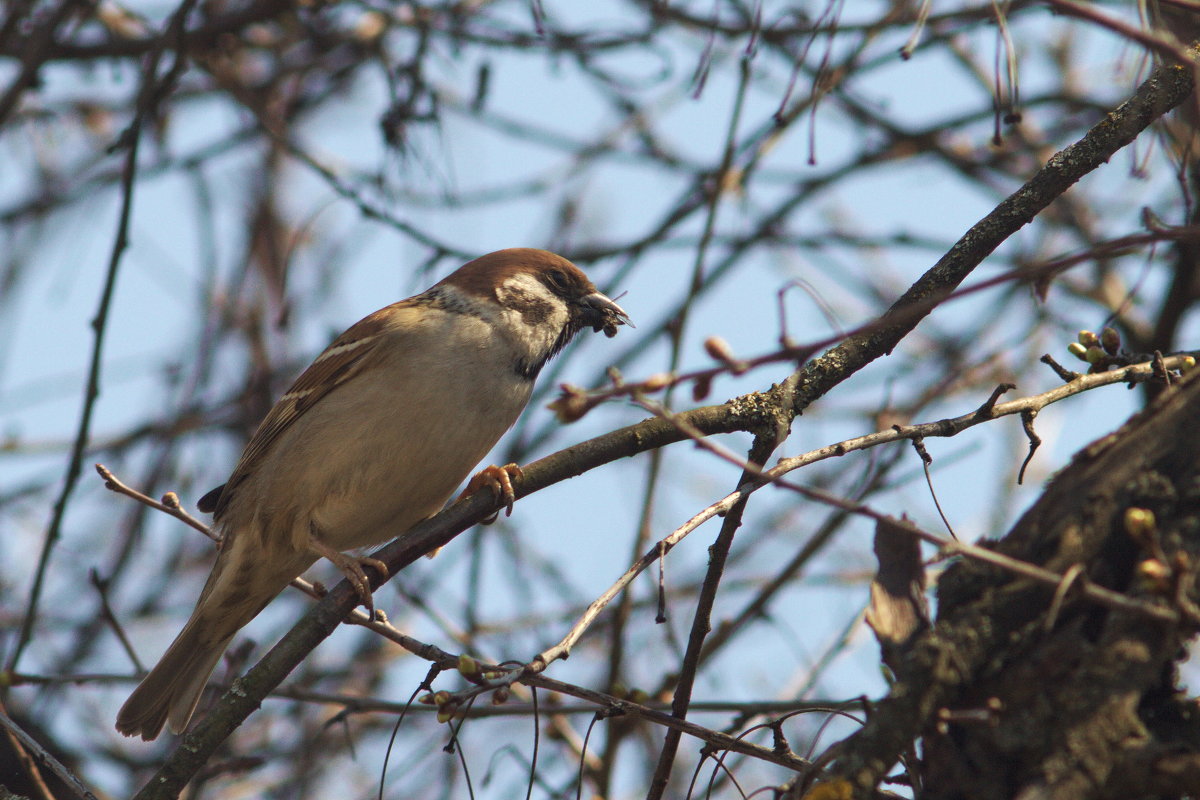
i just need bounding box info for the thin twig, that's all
[0,710,101,800]
[6,0,201,673]
[95,463,218,541]
[0,695,55,800]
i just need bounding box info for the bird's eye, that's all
[547,270,570,291]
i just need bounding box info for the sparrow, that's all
[116,248,630,740]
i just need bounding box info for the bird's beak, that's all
[580,291,632,338]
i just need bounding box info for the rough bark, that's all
[829,370,1200,799]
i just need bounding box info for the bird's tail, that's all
[116,534,310,741]
[115,612,235,740]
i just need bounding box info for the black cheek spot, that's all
[509,289,554,327]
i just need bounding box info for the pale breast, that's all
[236,308,535,553]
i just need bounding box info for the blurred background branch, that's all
[1,1,1199,798]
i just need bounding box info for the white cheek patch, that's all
[494,273,570,365]
[498,274,569,328]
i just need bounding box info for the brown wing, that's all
[206,300,414,519]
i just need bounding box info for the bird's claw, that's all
[308,537,389,615]
[462,462,524,522]
[427,463,526,558]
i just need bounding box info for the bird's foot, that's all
[427,463,525,559]
[463,462,524,523]
[307,537,388,615]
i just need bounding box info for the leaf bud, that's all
[1124,507,1156,541]
[1100,327,1120,355]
